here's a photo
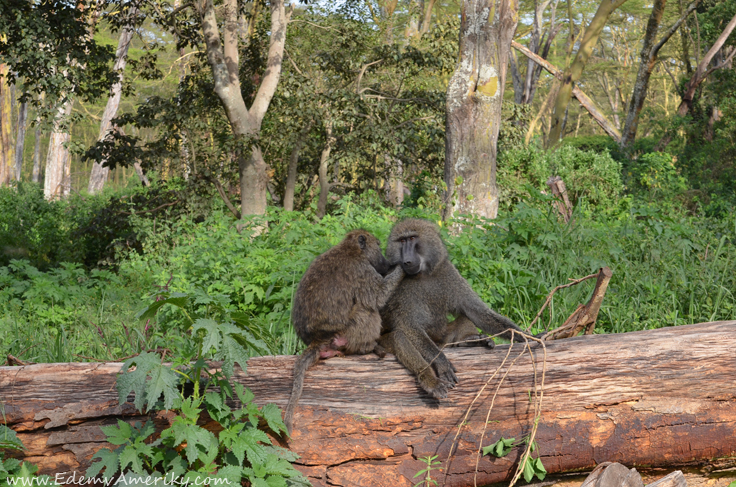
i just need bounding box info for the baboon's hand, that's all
[434,361,458,386]
[417,371,452,399]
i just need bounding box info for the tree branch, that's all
[250,0,291,124]
[512,40,622,141]
[213,178,241,219]
[650,0,700,61]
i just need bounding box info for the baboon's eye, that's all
[409,236,416,241]
[399,238,406,244]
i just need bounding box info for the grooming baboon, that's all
[284,229,404,433]
[378,218,523,399]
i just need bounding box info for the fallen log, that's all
[1,321,736,487]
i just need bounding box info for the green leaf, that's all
[87,448,120,480]
[136,294,189,322]
[534,457,547,480]
[482,437,515,458]
[117,352,162,411]
[146,363,181,411]
[161,420,218,465]
[523,456,535,483]
[100,421,133,446]
[261,403,288,436]
[0,425,25,451]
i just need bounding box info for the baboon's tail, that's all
[284,345,320,435]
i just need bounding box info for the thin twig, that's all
[442,337,519,487]
[472,332,531,487]
[527,272,599,330]
[508,333,547,487]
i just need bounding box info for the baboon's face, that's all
[357,232,392,276]
[396,233,423,275]
[387,219,447,276]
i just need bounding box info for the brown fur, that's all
[284,229,404,433]
[378,219,522,399]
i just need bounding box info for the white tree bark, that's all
[199,0,290,221]
[88,17,136,194]
[14,101,28,180]
[44,100,73,199]
[0,64,14,186]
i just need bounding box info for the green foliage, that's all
[497,145,625,215]
[0,182,89,269]
[628,152,687,201]
[482,437,515,457]
[84,278,308,485]
[0,180,190,270]
[413,455,442,487]
[0,0,115,116]
[482,437,546,483]
[3,184,736,364]
[87,388,308,486]
[0,425,55,486]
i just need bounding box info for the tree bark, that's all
[521,0,558,105]
[316,121,334,219]
[199,0,290,222]
[676,11,736,117]
[0,64,14,186]
[88,14,136,194]
[443,0,518,221]
[44,100,74,200]
[3,321,736,487]
[14,101,28,181]
[620,0,699,148]
[547,0,631,147]
[283,122,311,212]
[32,124,41,183]
[655,11,736,151]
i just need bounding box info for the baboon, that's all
[378,218,523,399]
[284,230,404,433]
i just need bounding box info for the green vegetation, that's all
[1,145,734,363]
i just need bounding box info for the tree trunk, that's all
[0,64,14,186]
[655,11,736,151]
[547,0,631,147]
[316,121,334,219]
[513,41,621,142]
[384,155,404,207]
[14,101,28,181]
[621,0,698,147]
[31,125,41,183]
[44,100,74,200]
[283,123,311,212]
[88,15,135,194]
[32,125,41,183]
[2,321,736,487]
[133,161,149,186]
[676,11,736,117]
[199,0,289,222]
[443,0,518,221]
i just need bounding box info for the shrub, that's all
[498,145,624,215]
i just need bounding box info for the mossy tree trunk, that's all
[443,0,518,221]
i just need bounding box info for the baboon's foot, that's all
[448,333,495,348]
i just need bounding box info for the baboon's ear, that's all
[358,234,367,249]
